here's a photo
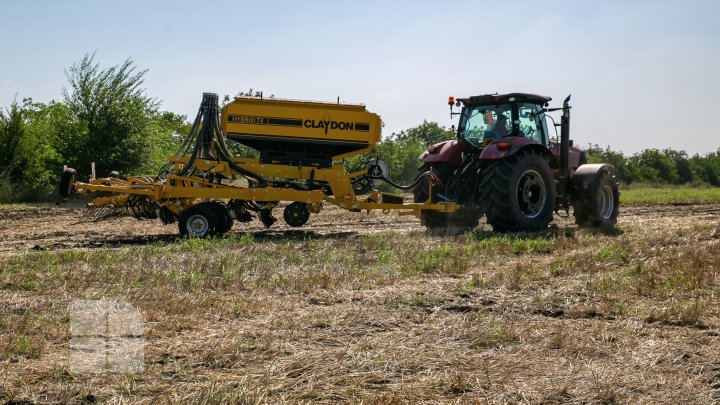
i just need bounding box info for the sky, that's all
[1,0,719,155]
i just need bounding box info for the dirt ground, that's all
[1,203,719,404]
[0,202,427,256]
[1,203,717,256]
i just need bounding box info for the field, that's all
[1,196,719,403]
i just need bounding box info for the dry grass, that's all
[0,203,719,403]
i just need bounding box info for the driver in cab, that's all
[493,113,508,137]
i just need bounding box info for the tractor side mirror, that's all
[569,139,574,147]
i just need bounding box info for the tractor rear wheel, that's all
[414,163,482,236]
[482,150,556,232]
[573,171,619,228]
[178,203,222,238]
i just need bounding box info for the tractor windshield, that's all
[458,104,512,148]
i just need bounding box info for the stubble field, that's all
[0,199,719,403]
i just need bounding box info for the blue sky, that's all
[1,0,719,155]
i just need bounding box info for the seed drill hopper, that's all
[60,93,458,237]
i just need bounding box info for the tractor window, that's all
[518,103,544,145]
[458,105,512,148]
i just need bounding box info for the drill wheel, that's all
[283,202,310,227]
[178,203,221,238]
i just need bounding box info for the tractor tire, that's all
[208,201,234,234]
[414,163,482,236]
[573,171,619,228]
[59,168,77,198]
[482,150,556,232]
[178,203,222,238]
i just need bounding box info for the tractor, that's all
[413,93,619,234]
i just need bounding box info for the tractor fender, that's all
[480,140,559,169]
[571,164,615,193]
[419,139,465,168]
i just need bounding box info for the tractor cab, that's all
[453,93,551,149]
[420,92,584,173]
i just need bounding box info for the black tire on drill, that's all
[178,203,222,238]
[283,202,311,227]
[59,168,77,198]
[208,201,234,234]
[413,163,482,236]
[482,150,556,232]
[573,171,619,228]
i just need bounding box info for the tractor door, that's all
[517,103,546,146]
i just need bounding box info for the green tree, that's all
[135,111,190,174]
[630,149,679,184]
[0,101,26,180]
[663,149,693,184]
[690,150,720,186]
[583,144,633,184]
[394,120,455,148]
[19,99,66,192]
[61,53,163,177]
[0,99,64,200]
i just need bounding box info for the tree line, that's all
[1,55,718,202]
[0,54,188,202]
[583,145,720,187]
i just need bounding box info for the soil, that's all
[1,203,718,255]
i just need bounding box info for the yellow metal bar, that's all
[162,186,324,202]
[75,179,458,213]
[355,201,459,212]
[75,183,157,196]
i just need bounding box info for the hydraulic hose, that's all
[370,172,426,190]
[164,93,267,186]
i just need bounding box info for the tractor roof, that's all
[459,93,552,106]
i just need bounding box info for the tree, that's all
[0,101,25,178]
[690,150,720,186]
[628,149,679,184]
[0,99,65,198]
[663,149,693,184]
[136,111,191,174]
[61,53,162,177]
[394,120,455,148]
[584,144,633,184]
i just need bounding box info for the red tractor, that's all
[414,93,619,234]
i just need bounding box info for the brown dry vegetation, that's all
[1,203,719,403]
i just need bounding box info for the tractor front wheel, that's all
[573,171,619,228]
[482,150,556,232]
